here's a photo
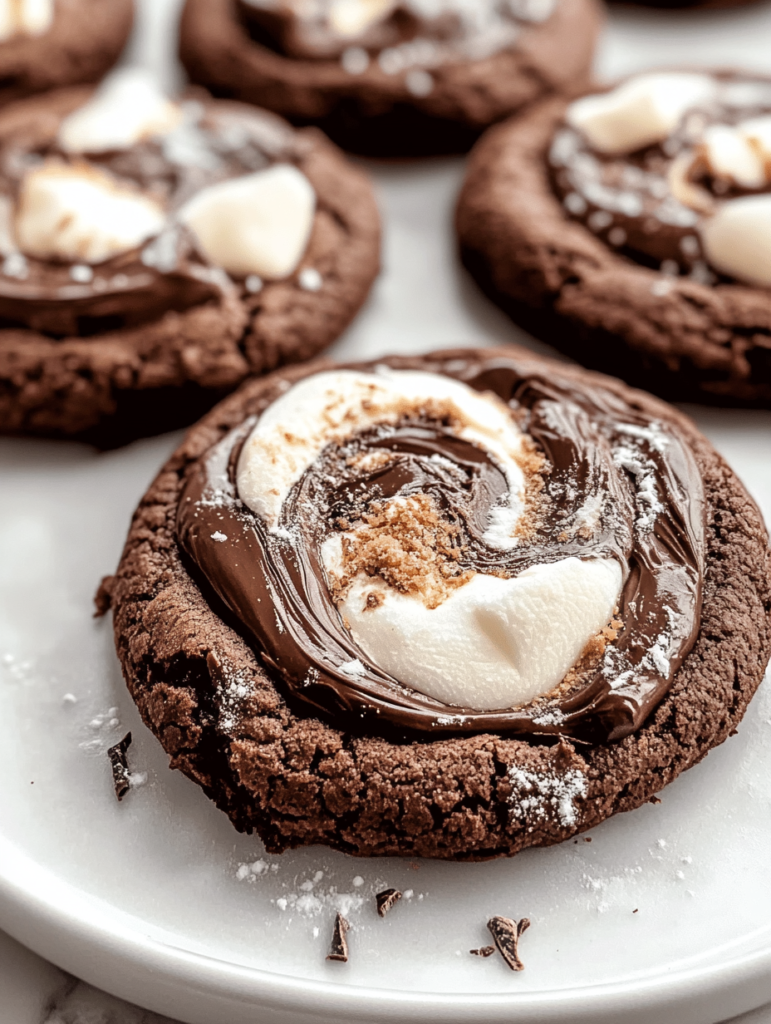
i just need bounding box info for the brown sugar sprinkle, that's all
[328,493,475,610]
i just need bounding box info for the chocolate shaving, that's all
[470,945,496,957]
[487,916,530,972]
[326,913,350,962]
[107,732,132,802]
[376,888,402,918]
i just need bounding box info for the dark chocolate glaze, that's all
[236,0,549,63]
[550,74,771,283]
[0,97,308,336]
[177,353,706,743]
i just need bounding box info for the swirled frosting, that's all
[551,72,771,289]
[177,352,706,743]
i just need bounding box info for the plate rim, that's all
[1,832,770,1024]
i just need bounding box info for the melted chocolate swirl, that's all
[177,354,706,743]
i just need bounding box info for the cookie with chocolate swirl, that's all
[179,0,602,157]
[457,71,771,406]
[0,70,380,441]
[99,346,771,860]
[0,0,133,107]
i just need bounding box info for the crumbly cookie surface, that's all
[101,346,771,859]
[0,87,380,441]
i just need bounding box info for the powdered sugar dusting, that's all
[508,764,588,828]
[217,662,254,732]
[339,658,366,678]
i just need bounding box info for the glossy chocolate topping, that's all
[0,97,306,336]
[177,353,706,743]
[237,0,555,65]
[550,74,771,284]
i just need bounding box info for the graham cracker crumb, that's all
[329,493,474,610]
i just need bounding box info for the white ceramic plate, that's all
[1,3,771,1022]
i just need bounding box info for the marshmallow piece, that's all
[701,124,765,189]
[329,550,623,710]
[0,0,53,41]
[567,74,716,156]
[237,368,529,537]
[58,68,182,154]
[700,194,771,288]
[178,165,315,280]
[15,162,166,264]
[739,115,771,160]
[328,0,395,36]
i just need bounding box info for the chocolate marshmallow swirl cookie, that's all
[179,0,602,156]
[458,72,771,405]
[0,70,379,440]
[0,0,133,106]
[101,346,771,859]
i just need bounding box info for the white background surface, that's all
[1,0,771,1022]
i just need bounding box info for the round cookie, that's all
[0,0,133,106]
[99,345,771,860]
[457,72,771,406]
[179,0,603,157]
[0,72,380,442]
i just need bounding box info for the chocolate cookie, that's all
[0,71,380,442]
[179,0,602,157]
[99,345,771,860]
[457,72,771,406]
[0,0,133,106]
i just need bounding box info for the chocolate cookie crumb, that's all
[107,732,132,802]
[470,945,496,957]
[93,576,115,618]
[326,913,350,962]
[487,916,530,972]
[376,888,402,918]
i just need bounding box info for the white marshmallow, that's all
[15,162,166,264]
[0,0,53,41]
[328,0,395,36]
[328,545,622,710]
[58,68,182,155]
[738,115,771,160]
[701,124,765,189]
[178,164,315,280]
[566,74,716,156]
[236,368,529,539]
[699,194,771,288]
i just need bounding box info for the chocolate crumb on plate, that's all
[326,913,350,962]
[107,732,132,802]
[470,945,496,957]
[487,916,531,971]
[376,888,403,918]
